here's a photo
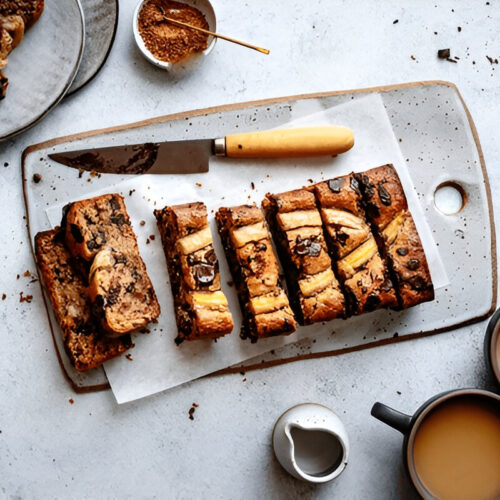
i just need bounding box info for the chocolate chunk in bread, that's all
[216,204,296,341]
[262,189,346,325]
[155,202,233,343]
[356,165,434,308]
[313,174,398,314]
[62,193,160,335]
[35,229,132,371]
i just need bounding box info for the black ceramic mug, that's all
[371,389,500,499]
[484,307,500,386]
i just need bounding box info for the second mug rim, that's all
[405,388,500,498]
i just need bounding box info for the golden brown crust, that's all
[219,204,263,227]
[270,188,317,213]
[162,202,208,237]
[252,308,296,338]
[216,205,296,340]
[35,229,132,371]
[300,286,346,323]
[263,190,345,324]
[155,202,233,343]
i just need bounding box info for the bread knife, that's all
[48,126,354,175]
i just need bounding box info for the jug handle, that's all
[371,402,412,434]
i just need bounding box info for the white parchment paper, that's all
[46,94,448,403]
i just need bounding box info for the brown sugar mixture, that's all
[138,0,209,63]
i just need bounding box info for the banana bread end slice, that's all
[35,229,132,371]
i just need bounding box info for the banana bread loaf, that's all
[216,204,297,341]
[155,202,234,344]
[35,229,132,371]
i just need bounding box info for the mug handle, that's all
[371,402,412,434]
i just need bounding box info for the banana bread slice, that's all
[155,202,233,344]
[62,193,160,335]
[356,164,434,308]
[35,229,132,371]
[313,174,398,314]
[87,247,160,336]
[262,189,346,325]
[216,204,296,341]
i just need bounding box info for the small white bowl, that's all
[133,0,217,70]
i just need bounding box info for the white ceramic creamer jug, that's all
[272,403,349,483]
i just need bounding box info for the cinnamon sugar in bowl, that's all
[133,0,216,70]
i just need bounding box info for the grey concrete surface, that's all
[1,1,499,498]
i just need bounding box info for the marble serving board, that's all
[23,81,496,393]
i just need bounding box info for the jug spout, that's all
[287,424,345,479]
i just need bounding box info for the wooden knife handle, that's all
[224,126,354,158]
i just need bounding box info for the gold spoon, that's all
[158,7,270,55]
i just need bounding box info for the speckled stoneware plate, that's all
[22,81,496,392]
[0,0,85,140]
[68,0,118,95]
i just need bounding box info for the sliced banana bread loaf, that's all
[35,228,132,371]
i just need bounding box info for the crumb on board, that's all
[188,402,199,420]
[32,173,42,183]
[140,220,146,226]
[393,19,398,24]
[251,182,255,190]
[438,48,450,59]
[1,294,6,300]
[149,234,155,240]
[125,354,133,361]
[129,189,136,196]
[196,182,202,187]
[23,270,30,277]
[397,391,402,395]
[19,292,33,303]
[69,398,74,405]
